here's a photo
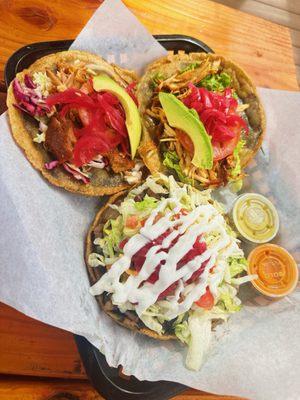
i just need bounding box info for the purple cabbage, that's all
[44,160,59,170]
[63,163,90,184]
[44,161,89,184]
[12,77,50,117]
[24,74,36,89]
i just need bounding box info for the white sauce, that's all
[90,196,239,320]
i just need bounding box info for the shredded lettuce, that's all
[180,62,200,74]
[231,140,246,178]
[228,256,248,278]
[199,72,231,92]
[217,284,242,313]
[88,252,105,267]
[140,304,170,333]
[163,151,193,185]
[32,72,53,97]
[174,320,191,344]
[135,195,158,211]
[204,231,221,248]
[94,215,123,260]
[228,140,246,192]
[140,314,164,334]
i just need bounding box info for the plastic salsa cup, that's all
[232,193,279,243]
[248,244,298,298]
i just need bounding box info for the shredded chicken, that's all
[157,58,220,91]
[45,60,92,92]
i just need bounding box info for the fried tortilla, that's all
[7,50,139,196]
[85,191,176,340]
[136,52,266,188]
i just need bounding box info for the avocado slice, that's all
[93,74,141,159]
[159,92,213,170]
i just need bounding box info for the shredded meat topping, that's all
[105,149,135,173]
[45,116,76,163]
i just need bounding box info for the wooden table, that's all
[0,1,298,399]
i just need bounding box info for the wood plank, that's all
[0,0,297,90]
[0,377,246,400]
[214,0,300,30]
[249,0,300,14]
[0,377,103,400]
[296,65,300,83]
[293,46,300,65]
[290,28,300,48]
[0,303,86,379]
[0,303,246,399]
[125,0,297,90]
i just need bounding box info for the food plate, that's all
[4,34,213,400]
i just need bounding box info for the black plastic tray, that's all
[5,34,213,400]
[5,34,213,87]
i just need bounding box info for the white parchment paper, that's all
[0,1,299,399]
[71,0,167,74]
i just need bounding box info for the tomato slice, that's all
[176,130,194,155]
[125,215,139,229]
[73,134,110,166]
[195,287,214,310]
[213,129,240,161]
[177,127,239,162]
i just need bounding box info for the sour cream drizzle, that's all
[90,197,236,319]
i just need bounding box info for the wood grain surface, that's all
[0,0,297,399]
[213,0,300,86]
[0,377,246,400]
[0,303,85,379]
[0,302,247,399]
[0,0,298,90]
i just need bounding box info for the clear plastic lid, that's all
[232,193,279,243]
[248,244,298,297]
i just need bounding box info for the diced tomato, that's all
[140,218,147,227]
[176,130,194,155]
[212,129,240,161]
[194,287,214,310]
[125,215,139,229]
[174,208,188,220]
